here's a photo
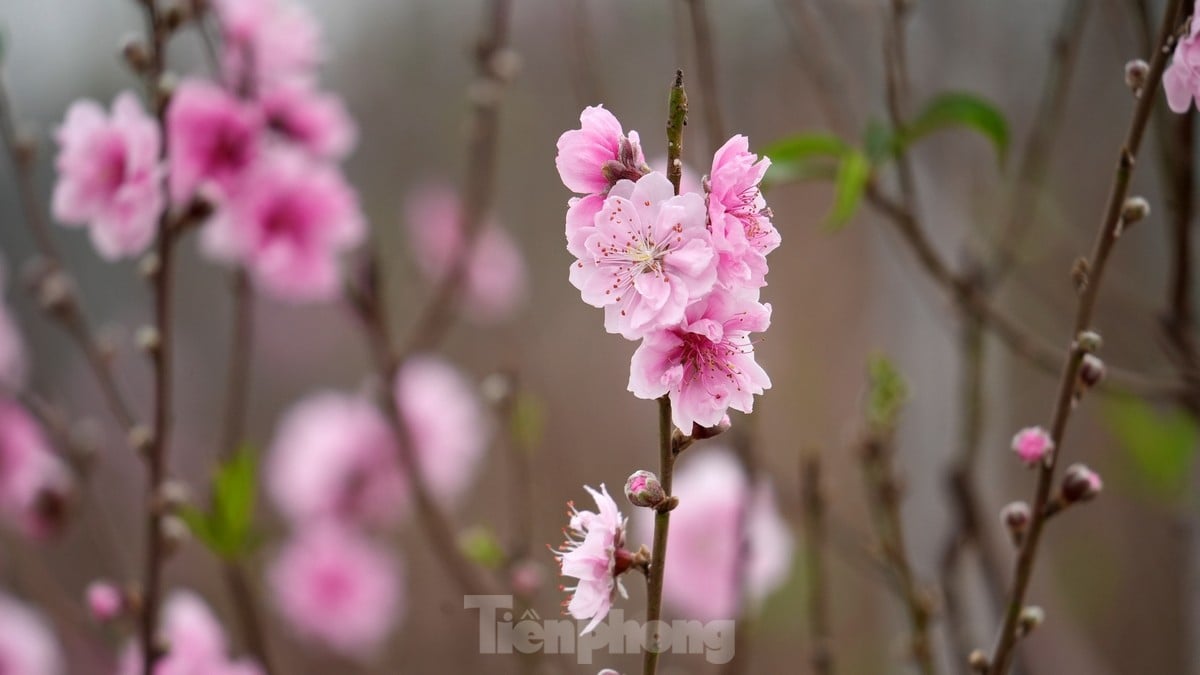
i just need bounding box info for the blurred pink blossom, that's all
[1011,426,1054,467]
[118,590,262,675]
[569,171,717,340]
[201,148,365,303]
[261,80,357,160]
[0,398,72,540]
[628,289,771,430]
[166,80,263,204]
[707,135,778,290]
[554,484,628,634]
[636,450,793,621]
[213,0,324,89]
[404,185,527,324]
[267,392,406,528]
[0,592,62,675]
[85,580,123,622]
[1164,3,1200,113]
[268,524,402,656]
[51,92,163,260]
[396,355,488,502]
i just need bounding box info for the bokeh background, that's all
[0,0,1196,673]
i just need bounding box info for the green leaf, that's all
[863,120,898,164]
[762,133,849,190]
[183,446,261,560]
[459,526,506,569]
[866,353,908,433]
[1104,396,1198,501]
[900,92,1009,165]
[827,150,871,230]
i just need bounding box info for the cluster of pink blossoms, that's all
[118,592,262,675]
[556,106,776,431]
[52,0,362,303]
[1164,0,1200,113]
[265,356,487,656]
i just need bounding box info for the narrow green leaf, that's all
[827,150,871,230]
[866,353,908,433]
[762,133,849,190]
[1104,396,1198,501]
[863,120,898,164]
[185,446,261,560]
[901,92,1009,165]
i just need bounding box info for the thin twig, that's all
[985,2,1189,672]
[682,0,726,152]
[801,454,835,675]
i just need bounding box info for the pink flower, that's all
[629,289,772,430]
[635,450,793,621]
[267,392,406,528]
[118,590,262,675]
[166,80,262,204]
[86,580,123,622]
[396,356,488,502]
[213,0,323,89]
[0,593,62,675]
[707,135,777,290]
[556,106,646,195]
[261,80,357,160]
[1164,7,1200,113]
[570,172,718,339]
[201,148,365,303]
[0,399,72,540]
[554,484,629,634]
[404,185,527,324]
[1011,426,1054,467]
[51,92,163,260]
[269,524,402,656]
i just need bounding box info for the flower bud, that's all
[36,272,73,314]
[138,252,161,280]
[1061,463,1102,503]
[86,580,124,622]
[128,424,154,457]
[624,470,666,508]
[509,559,546,596]
[691,415,732,440]
[155,480,191,514]
[1120,196,1150,230]
[1011,426,1054,467]
[1000,501,1030,536]
[160,514,190,556]
[119,35,151,72]
[136,325,161,356]
[1079,354,1106,389]
[968,650,990,673]
[1076,330,1103,354]
[1018,605,1045,636]
[1125,59,1149,93]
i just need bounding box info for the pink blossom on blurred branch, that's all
[213,0,324,90]
[554,484,630,634]
[52,92,163,260]
[166,80,263,204]
[1163,2,1200,113]
[0,593,62,675]
[404,184,527,324]
[268,524,402,656]
[260,80,357,160]
[707,135,778,290]
[118,591,261,675]
[0,399,72,540]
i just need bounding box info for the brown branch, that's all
[985,2,1189,672]
[801,453,835,675]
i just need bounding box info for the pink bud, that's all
[86,581,123,622]
[1000,501,1030,533]
[1011,427,1054,467]
[1061,463,1102,503]
[509,560,546,596]
[1079,354,1106,389]
[624,470,665,508]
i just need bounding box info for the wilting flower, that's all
[706,135,778,289]
[570,172,717,339]
[166,80,262,204]
[404,185,527,324]
[0,593,62,675]
[118,590,262,675]
[260,80,357,160]
[629,289,771,430]
[554,484,629,634]
[200,148,365,302]
[1164,4,1200,113]
[0,399,72,539]
[1011,426,1054,467]
[557,106,649,258]
[51,92,163,260]
[636,450,793,621]
[396,355,488,502]
[269,524,402,656]
[213,0,324,89]
[267,392,406,528]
